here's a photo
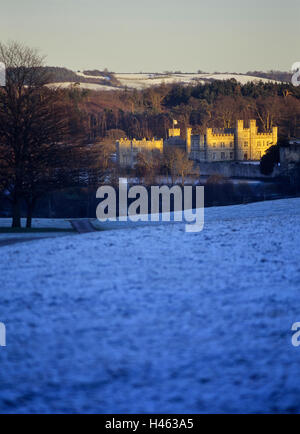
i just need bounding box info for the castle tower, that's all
[237,120,244,131]
[272,126,278,145]
[235,120,244,161]
[186,127,192,154]
[249,119,257,160]
[249,119,257,132]
[206,128,213,141]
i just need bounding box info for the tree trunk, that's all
[171,171,175,185]
[26,199,36,229]
[26,208,33,228]
[12,195,21,228]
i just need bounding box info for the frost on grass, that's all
[0,198,300,413]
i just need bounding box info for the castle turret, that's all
[272,126,278,145]
[249,120,257,159]
[235,121,244,160]
[249,119,257,133]
[186,127,192,154]
[237,120,244,131]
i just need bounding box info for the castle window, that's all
[230,152,234,159]
[221,152,226,160]
[230,142,233,147]
[257,141,261,147]
[244,142,248,147]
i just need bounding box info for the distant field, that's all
[47,71,279,91]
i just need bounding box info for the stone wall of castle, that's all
[116,138,164,168]
[116,120,278,168]
[196,161,281,178]
[191,120,277,162]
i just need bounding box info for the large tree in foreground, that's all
[0,41,79,227]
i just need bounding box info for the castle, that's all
[116,137,164,167]
[116,120,278,168]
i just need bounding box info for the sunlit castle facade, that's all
[116,120,278,167]
[191,120,278,162]
[116,127,191,168]
[116,137,163,167]
[164,127,192,152]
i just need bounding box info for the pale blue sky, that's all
[1,0,299,72]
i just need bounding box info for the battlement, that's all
[168,128,181,138]
[117,138,163,148]
[193,119,278,162]
[116,119,278,167]
[207,132,234,139]
[116,137,164,168]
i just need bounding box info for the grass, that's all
[0,227,75,233]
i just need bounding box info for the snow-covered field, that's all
[0,198,300,413]
[115,72,278,89]
[0,218,73,241]
[47,72,278,92]
[0,218,71,229]
[46,82,120,92]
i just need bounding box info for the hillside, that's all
[46,68,281,91]
[1,198,300,413]
[114,72,279,89]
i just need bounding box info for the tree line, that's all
[82,79,300,141]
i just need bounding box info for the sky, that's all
[1,0,299,73]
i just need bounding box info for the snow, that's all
[114,72,278,89]
[0,198,300,413]
[0,218,71,229]
[115,73,193,89]
[46,82,120,91]
[46,72,278,92]
[76,72,110,81]
[0,218,73,241]
[200,73,278,85]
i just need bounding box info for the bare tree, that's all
[173,149,194,186]
[164,147,194,185]
[0,41,82,227]
[135,150,162,185]
[164,147,178,184]
[213,96,237,128]
[251,96,281,132]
